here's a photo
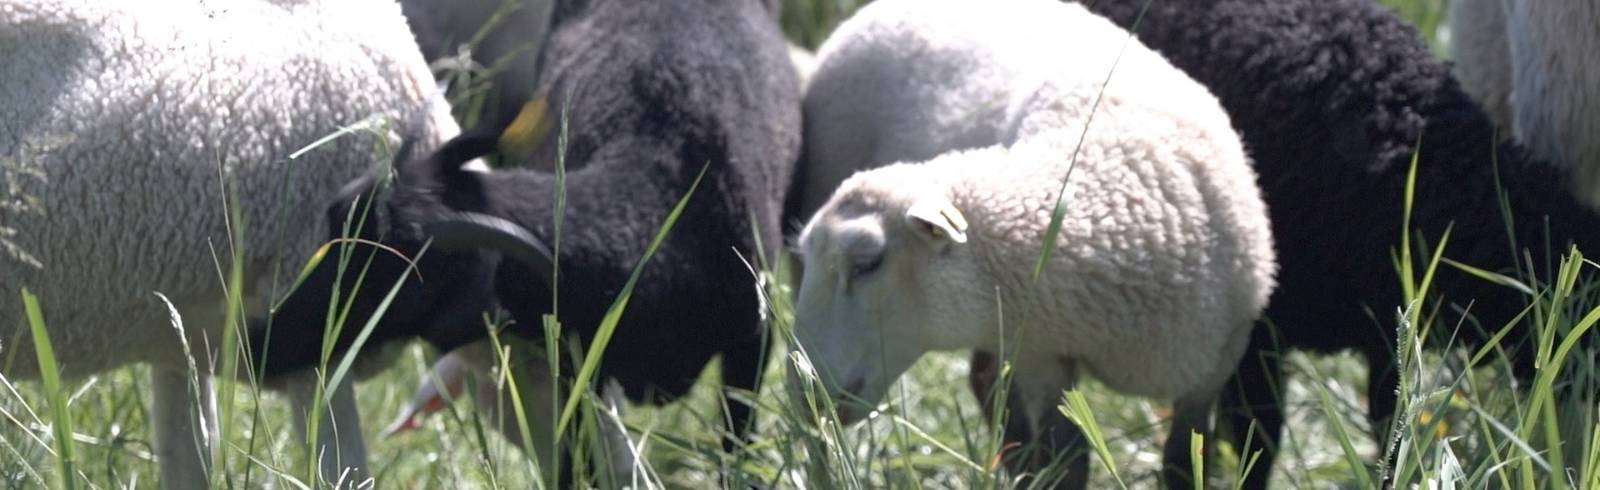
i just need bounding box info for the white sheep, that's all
[0,0,458,487]
[1450,0,1600,204]
[789,0,1276,487]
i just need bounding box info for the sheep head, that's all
[791,164,988,424]
[248,131,555,379]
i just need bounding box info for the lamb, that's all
[1072,0,1600,487]
[249,0,800,479]
[1448,0,1600,205]
[787,0,1276,487]
[0,0,458,488]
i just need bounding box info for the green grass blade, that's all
[20,289,75,490]
[1308,369,1376,489]
[1059,390,1124,489]
[1032,0,1150,283]
[215,189,247,487]
[324,241,431,397]
[1400,142,1421,302]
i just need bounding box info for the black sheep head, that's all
[247,131,554,379]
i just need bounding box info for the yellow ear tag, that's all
[905,200,969,243]
[498,97,553,161]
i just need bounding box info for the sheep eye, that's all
[848,253,883,280]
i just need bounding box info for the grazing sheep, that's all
[1076,0,1600,487]
[250,0,800,476]
[0,0,457,487]
[1450,0,1600,204]
[788,0,1275,487]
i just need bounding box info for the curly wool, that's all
[0,0,456,378]
[1080,0,1600,487]
[1,2,457,486]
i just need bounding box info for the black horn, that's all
[424,212,557,284]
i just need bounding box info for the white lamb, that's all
[789,0,1276,487]
[0,0,458,488]
[1450,0,1600,204]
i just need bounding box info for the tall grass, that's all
[13,0,1600,488]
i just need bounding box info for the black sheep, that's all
[250,0,800,474]
[398,0,786,130]
[1026,0,1593,487]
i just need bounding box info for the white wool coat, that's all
[1450,0,1600,204]
[0,2,455,486]
[0,0,457,377]
[793,0,1275,416]
[1448,0,1514,130]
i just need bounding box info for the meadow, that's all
[10,0,1600,488]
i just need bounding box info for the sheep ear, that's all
[905,199,968,244]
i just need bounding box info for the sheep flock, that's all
[1,0,1597,488]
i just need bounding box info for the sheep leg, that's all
[1163,392,1219,490]
[1020,360,1090,490]
[150,368,216,490]
[284,370,369,488]
[1219,335,1283,490]
[967,351,1035,455]
[970,352,1089,489]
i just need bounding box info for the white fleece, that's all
[1505,1,1600,203]
[0,0,456,376]
[1448,0,1513,130]
[793,0,1274,432]
[0,0,457,487]
[1450,0,1600,204]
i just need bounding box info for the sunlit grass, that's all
[11,0,1600,489]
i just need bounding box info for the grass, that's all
[8,0,1600,488]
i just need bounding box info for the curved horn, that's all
[424,212,557,285]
